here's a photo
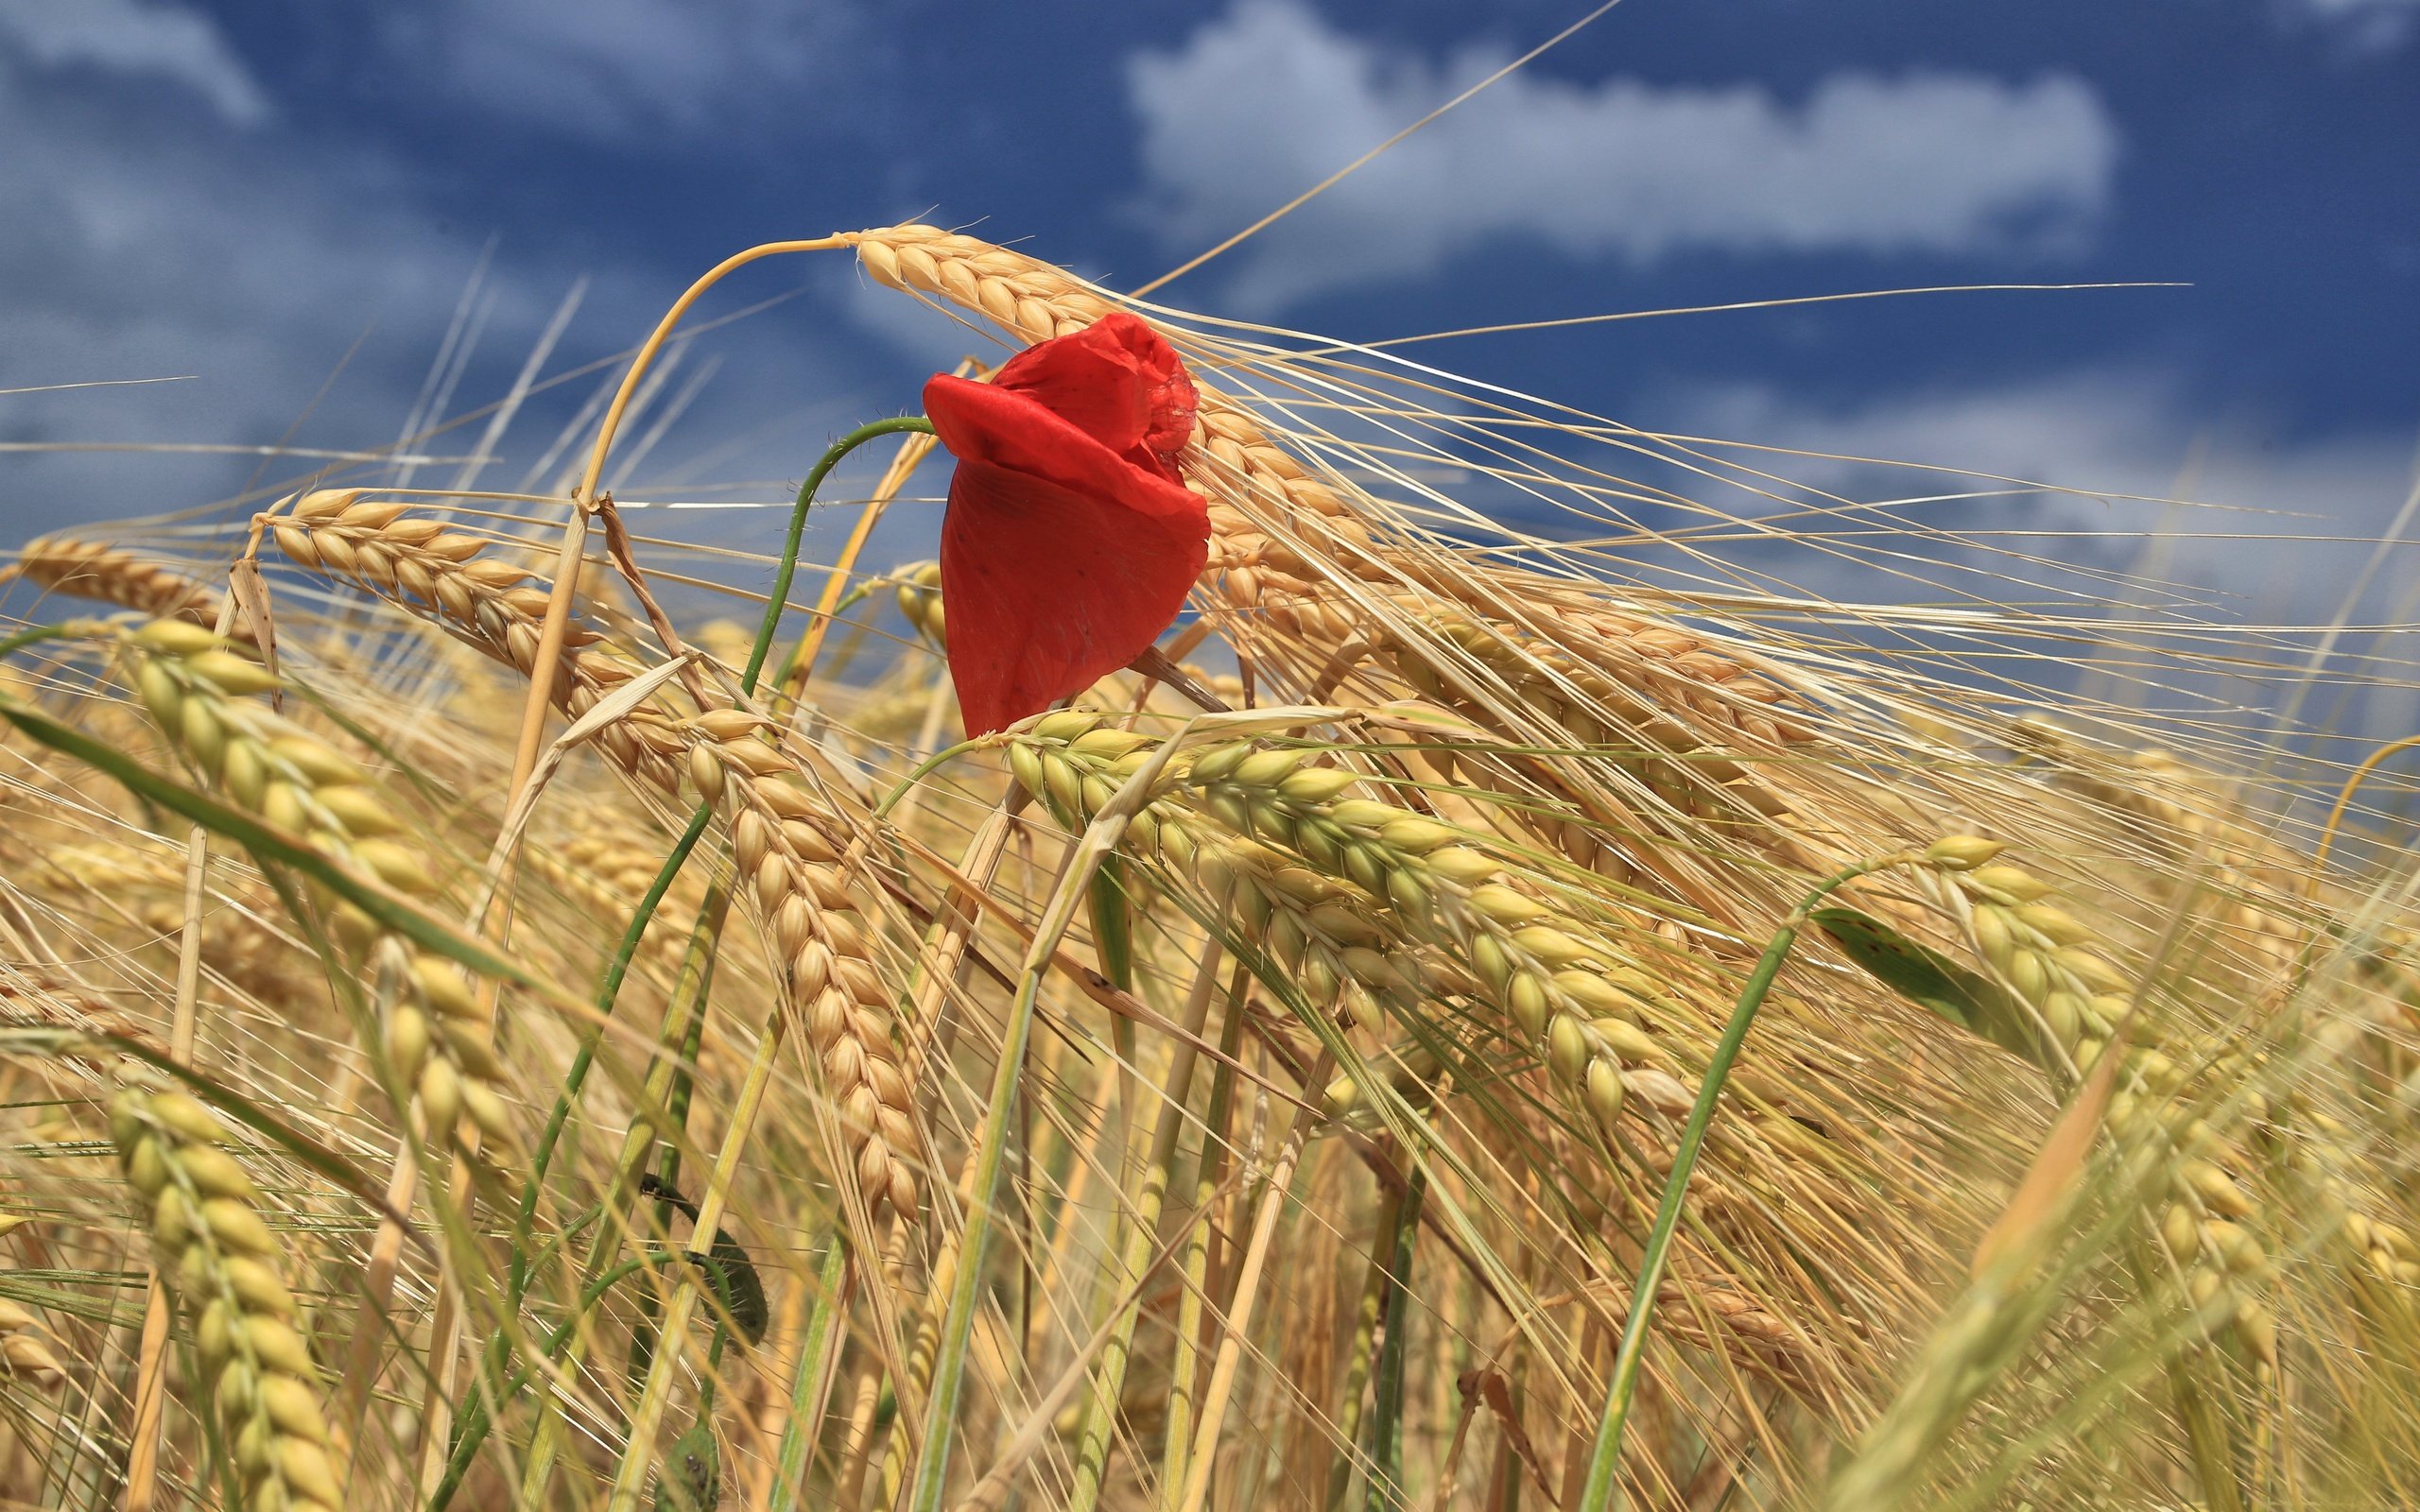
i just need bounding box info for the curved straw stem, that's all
[501,237,847,865]
[2314,731,2420,871]
[445,246,853,1457]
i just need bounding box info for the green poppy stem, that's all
[743,416,935,695]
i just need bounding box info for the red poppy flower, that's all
[923,313,1208,736]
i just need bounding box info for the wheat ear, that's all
[109,1088,341,1512]
[122,620,517,1156]
[8,535,223,626]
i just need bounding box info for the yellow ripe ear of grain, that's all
[1925,835,2006,870]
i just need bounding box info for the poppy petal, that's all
[993,328,1154,455]
[994,313,1199,465]
[925,374,1202,525]
[939,457,1210,736]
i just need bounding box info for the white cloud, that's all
[1645,374,2420,679]
[0,27,568,533]
[1554,372,2417,739]
[1676,373,2408,537]
[2283,0,2420,49]
[1127,0,2119,310]
[0,0,268,124]
[380,0,860,144]
[0,10,890,559]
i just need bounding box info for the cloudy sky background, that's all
[3,0,2416,729]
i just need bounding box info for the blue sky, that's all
[3,0,2416,679]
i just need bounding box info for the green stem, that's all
[502,882,731,1512]
[767,1237,853,1512]
[517,886,737,1505]
[1090,855,1135,992]
[1066,855,1142,1502]
[1365,1167,1427,1512]
[1325,1180,1404,1512]
[906,696,1188,1511]
[508,805,714,1304]
[658,909,718,1194]
[1575,852,1915,1509]
[601,994,792,1512]
[743,416,933,696]
[511,418,929,1288]
[1162,964,1250,1506]
[908,967,1046,1510]
[876,734,994,819]
[631,910,724,1386]
[1066,949,1224,1512]
[426,1251,674,1511]
[768,579,883,693]
[0,618,110,663]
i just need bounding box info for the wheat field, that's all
[1,224,2415,1512]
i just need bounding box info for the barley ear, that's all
[110,1089,341,1512]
